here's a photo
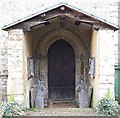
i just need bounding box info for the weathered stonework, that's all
[7,29,24,104]
[0,0,119,108]
[98,30,116,99]
[0,74,8,101]
[24,20,92,107]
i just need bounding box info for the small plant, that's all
[106,89,110,98]
[0,86,23,118]
[95,97,119,116]
[9,87,15,102]
[0,101,23,118]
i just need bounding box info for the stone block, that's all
[8,72,23,79]
[99,76,115,84]
[13,95,24,105]
[7,81,24,95]
[98,84,115,99]
[99,66,115,76]
[0,74,8,101]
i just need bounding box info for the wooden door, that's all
[115,65,120,104]
[48,39,75,101]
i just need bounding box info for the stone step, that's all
[24,116,118,118]
[24,108,119,117]
[48,101,78,108]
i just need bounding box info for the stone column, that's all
[37,55,47,107]
[98,30,115,100]
[75,57,81,101]
[90,29,99,107]
[7,29,24,105]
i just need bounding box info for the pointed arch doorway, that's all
[48,39,75,101]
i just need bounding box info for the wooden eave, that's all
[2,3,119,31]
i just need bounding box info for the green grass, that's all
[25,108,42,112]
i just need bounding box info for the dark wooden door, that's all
[48,39,75,101]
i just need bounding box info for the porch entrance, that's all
[48,39,75,101]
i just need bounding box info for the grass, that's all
[25,108,42,112]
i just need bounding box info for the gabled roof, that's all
[2,2,119,30]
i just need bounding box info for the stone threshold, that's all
[23,108,119,117]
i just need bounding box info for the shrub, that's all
[0,101,23,118]
[95,97,119,116]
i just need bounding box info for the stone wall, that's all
[98,30,116,99]
[0,74,8,101]
[0,30,8,101]
[7,29,24,104]
[0,1,119,27]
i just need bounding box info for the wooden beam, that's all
[65,14,96,25]
[31,9,97,25]
[92,22,101,31]
[3,6,118,30]
[23,21,47,31]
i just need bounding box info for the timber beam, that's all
[7,6,116,31]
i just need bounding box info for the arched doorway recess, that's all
[48,39,75,101]
[31,26,90,107]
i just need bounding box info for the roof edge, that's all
[2,2,119,30]
[65,3,119,30]
[2,2,67,30]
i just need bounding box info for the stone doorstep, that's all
[23,108,119,117]
[48,101,78,108]
[17,116,120,118]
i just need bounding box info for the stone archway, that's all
[32,26,90,107]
